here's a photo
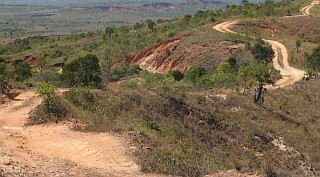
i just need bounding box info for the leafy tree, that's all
[105,27,115,38]
[184,67,206,83]
[305,45,320,77]
[241,0,250,6]
[134,23,142,30]
[251,40,274,64]
[61,54,101,87]
[169,70,184,81]
[0,62,8,93]
[14,62,32,82]
[146,19,156,31]
[35,82,55,113]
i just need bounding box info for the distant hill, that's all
[0,0,263,6]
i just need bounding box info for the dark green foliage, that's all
[60,54,101,87]
[184,67,206,83]
[146,19,156,31]
[305,45,320,77]
[0,57,5,63]
[169,70,184,81]
[227,56,237,73]
[14,62,32,82]
[238,63,272,84]
[14,38,30,48]
[0,44,28,55]
[142,120,161,131]
[110,64,141,81]
[251,40,274,64]
[0,62,8,93]
[140,70,174,88]
[105,27,115,38]
[33,82,68,123]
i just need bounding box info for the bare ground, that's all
[0,91,161,177]
[213,21,305,89]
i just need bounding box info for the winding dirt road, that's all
[301,0,320,16]
[213,1,320,89]
[0,91,159,177]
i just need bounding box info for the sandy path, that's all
[211,1,320,89]
[301,0,320,16]
[0,90,159,177]
[213,20,305,89]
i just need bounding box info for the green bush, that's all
[14,62,32,82]
[0,62,8,93]
[110,64,141,81]
[251,39,274,64]
[184,67,206,83]
[60,54,101,87]
[169,70,184,81]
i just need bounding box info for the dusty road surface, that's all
[213,0,320,89]
[301,0,320,16]
[0,90,160,177]
[213,21,305,89]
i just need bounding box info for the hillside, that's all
[1,0,320,177]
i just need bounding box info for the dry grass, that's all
[233,16,320,69]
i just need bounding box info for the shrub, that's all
[184,67,206,83]
[169,70,184,81]
[251,39,274,64]
[0,62,8,93]
[60,54,101,87]
[121,79,138,89]
[110,64,141,81]
[29,96,69,124]
[14,62,32,82]
[30,82,69,124]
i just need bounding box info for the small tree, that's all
[35,82,54,113]
[0,62,8,93]
[146,19,156,31]
[184,67,206,84]
[305,45,320,77]
[169,70,184,81]
[251,40,274,64]
[60,54,101,87]
[14,62,32,82]
[295,38,302,53]
[105,27,115,38]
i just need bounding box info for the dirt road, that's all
[301,0,320,16]
[212,4,320,89]
[0,91,157,177]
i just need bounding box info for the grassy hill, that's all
[1,0,320,176]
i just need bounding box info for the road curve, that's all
[301,0,319,16]
[212,0,320,89]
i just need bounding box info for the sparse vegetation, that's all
[2,0,320,176]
